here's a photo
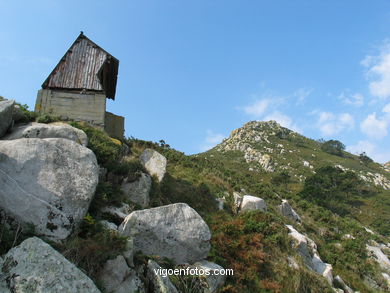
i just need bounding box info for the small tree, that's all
[359,152,373,165]
[320,140,345,156]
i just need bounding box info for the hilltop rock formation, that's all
[140,148,167,182]
[4,122,88,146]
[1,237,100,293]
[0,137,98,240]
[0,99,15,137]
[119,203,211,264]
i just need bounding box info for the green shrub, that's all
[36,113,60,123]
[320,140,345,156]
[54,226,127,283]
[70,122,122,167]
[90,182,126,213]
[300,166,373,216]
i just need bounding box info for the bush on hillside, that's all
[300,166,372,216]
[70,122,122,167]
[359,152,374,165]
[320,140,345,156]
[36,113,60,123]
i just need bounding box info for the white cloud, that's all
[200,130,225,152]
[360,112,388,139]
[338,91,364,107]
[383,103,390,114]
[294,88,313,104]
[362,42,390,99]
[347,140,390,163]
[347,140,376,155]
[241,99,270,117]
[263,111,301,132]
[316,112,354,136]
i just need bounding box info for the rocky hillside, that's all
[1,97,390,293]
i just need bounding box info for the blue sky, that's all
[1,0,390,162]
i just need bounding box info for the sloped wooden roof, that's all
[42,32,119,100]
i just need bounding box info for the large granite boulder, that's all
[0,138,99,240]
[140,149,167,182]
[4,122,88,146]
[278,200,301,222]
[0,99,14,138]
[193,260,226,293]
[99,255,145,293]
[1,237,100,292]
[121,172,151,207]
[286,225,333,285]
[119,203,211,264]
[147,260,178,293]
[240,195,267,212]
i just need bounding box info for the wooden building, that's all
[35,32,124,138]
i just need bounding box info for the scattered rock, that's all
[99,255,144,293]
[216,197,225,210]
[99,220,118,231]
[382,272,390,287]
[240,195,267,212]
[0,138,99,240]
[364,226,375,234]
[119,203,211,264]
[366,243,390,271]
[278,200,301,222]
[287,256,299,270]
[1,237,100,292]
[4,122,88,146]
[233,192,243,212]
[12,104,25,122]
[121,172,151,207]
[140,149,167,182]
[101,203,133,223]
[147,260,179,293]
[122,238,135,268]
[334,275,354,293]
[193,260,226,293]
[0,99,14,138]
[342,234,355,240]
[286,225,333,285]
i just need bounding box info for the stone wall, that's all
[35,89,106,127]
[105,111,125,138]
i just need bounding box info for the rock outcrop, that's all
[147,260,179,293]
[4,122,88,146]
[278,200,301,222]
[0,99,14,138]
[1,237,100,292]
[140,149,167,182]
[366,242,390,272]
[193,260,226,293]
[99,255,145,293]
[240,195,267,212]
[286,225,333,285]
[0,138,99,240]
[119,203,211,264]
[121,172,151,207]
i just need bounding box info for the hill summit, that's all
[212,120,390,189]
